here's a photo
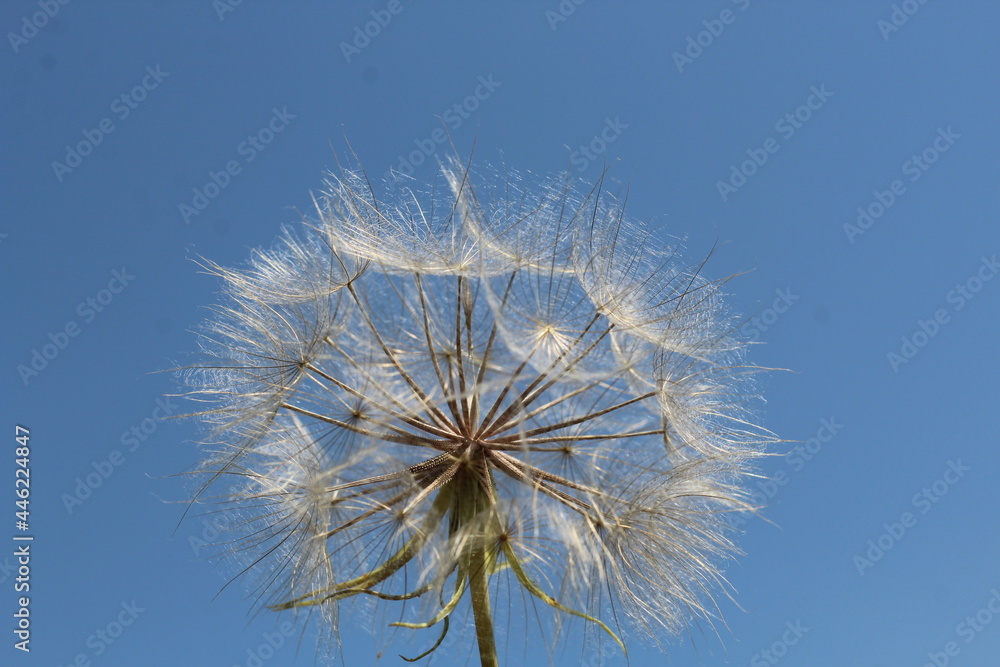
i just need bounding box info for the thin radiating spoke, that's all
[304,362,456,441]
[508,429,666,447]
[488,450,593,516]
[489,391,657,443]
[346,282,456,432]
[413,273,466,430]
[281,402,456,451]
[480,316,609,439]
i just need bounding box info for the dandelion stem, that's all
[470,538,498,667]
[452,450,501,667]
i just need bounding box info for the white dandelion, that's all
[180,154,773,666]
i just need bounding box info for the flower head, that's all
[181,156,771,665]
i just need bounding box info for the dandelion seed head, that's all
[180,154,774,663]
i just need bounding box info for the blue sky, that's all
[3,2,999,666]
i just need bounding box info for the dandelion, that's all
[180,154,772,665]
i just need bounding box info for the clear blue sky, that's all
[3,2,999,666]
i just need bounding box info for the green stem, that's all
[469,541,498,667]
[453,454,500,667]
